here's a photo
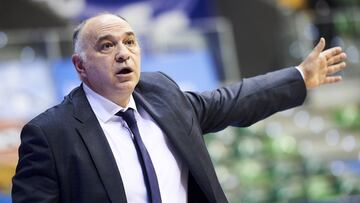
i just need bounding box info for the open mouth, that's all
[117,68,132,75]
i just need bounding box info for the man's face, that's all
[74,14,141,106]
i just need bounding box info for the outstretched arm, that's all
[298,37,347,89]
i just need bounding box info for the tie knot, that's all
[116,109,136,127]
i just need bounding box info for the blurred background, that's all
[0,0,359,202]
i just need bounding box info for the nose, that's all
[115,44,130,63]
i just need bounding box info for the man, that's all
[12,13,347,203]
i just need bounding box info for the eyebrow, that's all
[96,31,136,43]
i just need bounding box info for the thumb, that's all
[313,37,325,55]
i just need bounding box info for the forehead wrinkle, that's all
[90,26,134,45]
[97,32,135,42]
[79,14,136,50]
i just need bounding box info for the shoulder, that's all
[135,71,194,109]
[137,72,181,93]
[140,72,179,86]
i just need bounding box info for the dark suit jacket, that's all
[12,67,306,203]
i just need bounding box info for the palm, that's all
[299,38,347,89]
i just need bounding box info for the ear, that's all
[72,54,86,78]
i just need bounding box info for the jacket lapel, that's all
[134,84,216,202]
[68,80,216,202]
[71,86,127,203]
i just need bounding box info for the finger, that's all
[327,53,347,65]
[327,62,346,75]
[324,76,342,84]
[313,37,326,55]
[322,47,342,59]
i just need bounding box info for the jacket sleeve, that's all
[185,67,307,134]
[12,123,59,203]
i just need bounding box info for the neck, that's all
[82,82,132,108]
[116,97,130,108]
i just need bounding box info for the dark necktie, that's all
[116,109,162,203]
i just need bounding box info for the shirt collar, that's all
[82,83,137,123]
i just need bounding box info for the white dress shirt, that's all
[295,66,305,79]
[83,84,188,203]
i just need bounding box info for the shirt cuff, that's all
[295,66,305,80]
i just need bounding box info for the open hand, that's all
[298,38,347,89]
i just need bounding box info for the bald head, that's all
[71,13,141,107]
[73,13,128,56]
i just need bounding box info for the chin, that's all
[115,82,136,94]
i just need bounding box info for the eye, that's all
[101,42,114,51]
[124,39,136,47]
